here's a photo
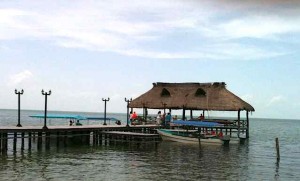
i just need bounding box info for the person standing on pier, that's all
[76,120,82,126]
[198,114,204,121]
[165,112,172,128]
[130,111,138,125]
[156,111,162,125]
[129,111,133,125]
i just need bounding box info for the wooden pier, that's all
[0,124,161,154]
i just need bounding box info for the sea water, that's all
[0,109,299,180]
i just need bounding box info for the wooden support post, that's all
[104,133,107,145]
[28,132,32,150]
[45,132,50,150]
[81,131,85,144]
[0,133,2,151]
[33,132,36,142]
[13,132,17,151]
[237,110,241,138]
[86,131,89,145]
[21,132,25,150]
[276,138,280,161]
[64,132,68,146]
[198,128,201,148]
[93,131,96,146]
[37,132,42,150]
[143,107,145,121]
[56,132,60,147]
[95,131,99,145]
[246,111,249,138]
[145,108,148,122]
[182,106,186,120]
[99,132,102,145]
[3,133,8,153]
[109,134,113,145]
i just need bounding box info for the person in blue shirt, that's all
[165,112,172,128]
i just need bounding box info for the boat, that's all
[157,120,230,145]
[157,129,230,145]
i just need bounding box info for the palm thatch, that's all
[129,82,254,112]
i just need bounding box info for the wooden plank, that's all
[102,131,159,137]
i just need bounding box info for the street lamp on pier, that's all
[15,89,24,127]
[125,98,132,127]
[42,89,51,129]
[102,98,110,125]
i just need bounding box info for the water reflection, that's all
[1,141,252,180]
[275,161,280,180]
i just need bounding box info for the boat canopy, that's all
[29,114,120,121]
[30,114,87,120]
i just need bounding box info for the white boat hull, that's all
[157,129,227,145]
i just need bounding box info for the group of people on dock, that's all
[69,120,82,126]
[155,111,172,127]
[128,110,205,127]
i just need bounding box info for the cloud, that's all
[0,1,300,60]
[8,70,33,86]
[267,95,285,107]
[218,16,300,39]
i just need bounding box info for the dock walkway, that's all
[0,124,161,154]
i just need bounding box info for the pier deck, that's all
[0,124,159,132]
[0,124,161,154]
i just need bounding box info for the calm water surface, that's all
[0,109,299,180]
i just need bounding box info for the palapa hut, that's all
[129,82,254,138]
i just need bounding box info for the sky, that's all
[1,0,300,119]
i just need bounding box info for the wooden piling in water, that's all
[99,132,102,145]
[85,131,89,145]
[33,132,36,142]
[21,132,25,150]
[0,133,2,152]
[3,133,8,153]
[28,132,32,150]
[198,128,201,148]
[13,132,17,151]
[63,131,68,146]
[45,132,50,150]
[246,111,249,138]
[276,138,280,161]
[95,131,98,145]
[37,132,42,150]
[56,132,60,147]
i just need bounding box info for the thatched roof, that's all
[129,82,254,112]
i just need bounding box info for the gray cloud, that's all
[0,1,299,60]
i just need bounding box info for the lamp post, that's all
[15,89,24,127]
[125,98,132,127]
[102,98,110,125]
[42,89,51,129]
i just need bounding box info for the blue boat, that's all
[157,120,230,145]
